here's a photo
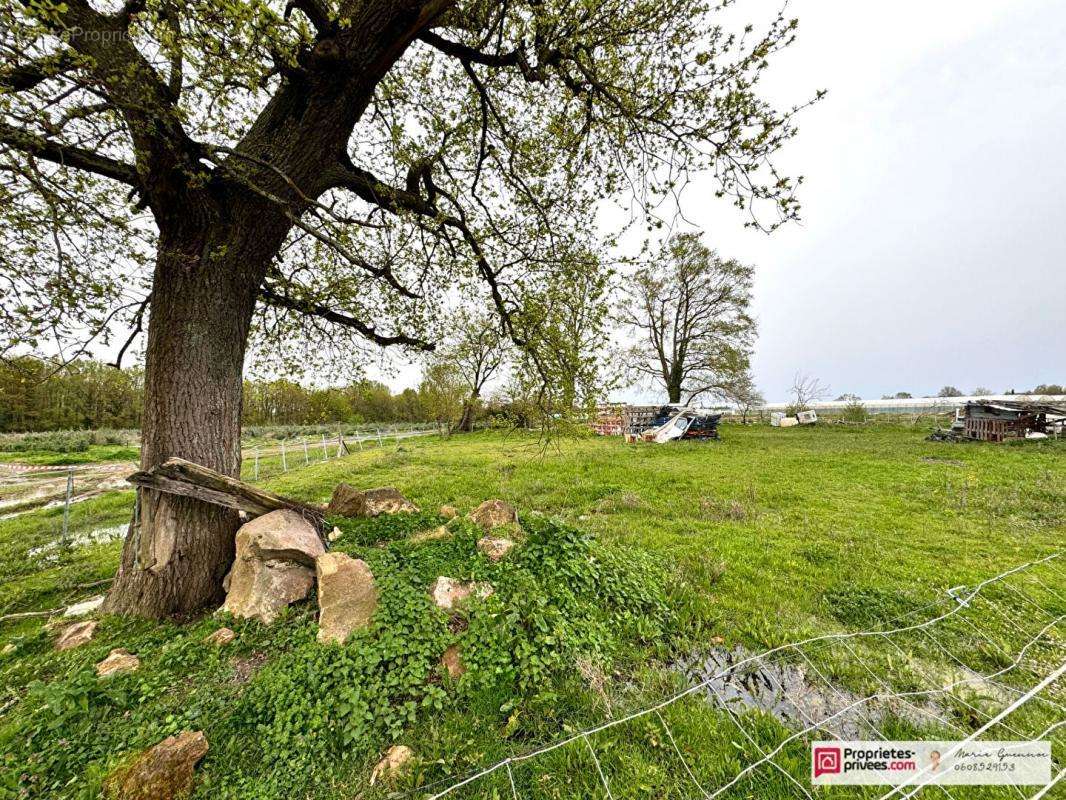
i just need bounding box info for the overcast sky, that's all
[381,1,1066,402]
[660,0,1066,402]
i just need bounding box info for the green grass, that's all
[0,444,140,465]
[0,425,1062,799]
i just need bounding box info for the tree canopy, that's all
[619,232,755,404]
[1,0,812,374]
[0,0,814,617]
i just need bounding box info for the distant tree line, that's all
[0,357,144,432]
[0,357,447,433]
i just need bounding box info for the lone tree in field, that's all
[1,0,812,617]
[789,371,829,411]
[445,310,505,433]
[620,232,756,404]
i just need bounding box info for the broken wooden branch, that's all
[127,458,326,527]
[0,608,59,623]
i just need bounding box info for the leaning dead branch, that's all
[127,458,325,528]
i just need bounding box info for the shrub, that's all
[842,399,867,423]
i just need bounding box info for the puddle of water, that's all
[678,645,945,739]
[28,523,127,560]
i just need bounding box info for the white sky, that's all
[377,1,1066,402]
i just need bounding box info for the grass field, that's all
[0,425,1062,799]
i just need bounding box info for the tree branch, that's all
[259,284,434,350]
[418,30,521,68]
[109,293,151,369]
[18,0,203,199]
[0,122,139,186]
[284,0,335,34]
[0,51,76,92]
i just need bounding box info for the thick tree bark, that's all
[105,204,287,618]
[102,1,443,618]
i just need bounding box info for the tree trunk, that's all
[105,208,284,618]
[665,362,684,404]
[457,394,478,432]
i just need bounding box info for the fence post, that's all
[377,428,383,448]
[281,439,288,472]
[61,467,73,548]
[321,434,328,461]
[336,434,345,457]
[254,447,260,480]
[303,438,309,464]
[357,435,363,451]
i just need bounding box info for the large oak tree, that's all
[620,232,756,404]
[1,0,811,617]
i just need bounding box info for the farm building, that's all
[948,400,1066,442]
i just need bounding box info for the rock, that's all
[96,648,140,677]
[327,526,343,542]
[370,745,415,786]
[325,483,366,516]
[235,509,324,566]
[222,559,313,625]
[315,553,378,644]
[364,487,419,515]
[429,577,494,611]
[64,595,105,617]
[56,619,97,651]
[1,643,15,656]
[104,730,208,800]
[203,627,236,647]
[327,484,419,517]
[469,499,518,531]
[409,525,451,544]
[477,536,516,562]
[439,505,458,519]
[441,645,465,679]
[221,510,323,625]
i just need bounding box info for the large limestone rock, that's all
[370,745,415,786]
[429,577,494,611]
[222,560,313,625]
[221,510,323,624]
[327,484,419,517]
[104,730,208,800]
[315,553,378,644]
[469,499,518,531]
[233,509,325,566]
[96,648,140,677]
[56,619,97,651]
[477,536,516,562]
